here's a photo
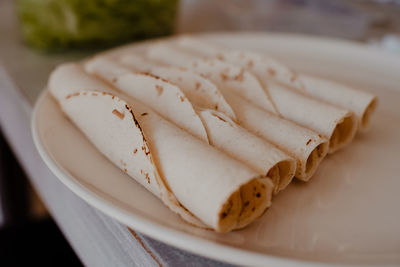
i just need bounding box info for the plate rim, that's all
[31,32,400,267]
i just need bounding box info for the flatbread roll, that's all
[264,81,356,153]
[173,39,358,153]
[197,109,296,194]
[119,54,236,120]
[49,63,112,100]
[298,74,377,132]
[85,57,209,142]
[147,44,278,114]
[177,37,305,90]
[49,64,273,232]
[49,64,205,228]
[145,48,328,180]
[177,37,374,134]
[222,91,329,181]
[190,57,355,153]
[86,57,296,194]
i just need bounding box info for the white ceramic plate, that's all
[32,33,400,266]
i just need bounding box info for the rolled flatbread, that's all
[265,81,357,153]
[222,91,329,181]
[87,57,296,194]
[49,64,273,232]
[147,44,278,114]
[119,54,237,120]
[177,37,375,133]
[297,74,377,132]
[177,37,305,90]
[145,48,328,180]
[85,57,209,142]
[49,64,205,228]
[173,39,358,153]
[49,63,112,100]
[197,109,296,194]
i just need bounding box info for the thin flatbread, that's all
[49,64,274,232]
[222,91,329,181]
[119,54,236,120]
[298,74,377,132]
[147,45,329,180]
[178,37,374,134]
[118,55,296,193]
[147,44,278,114]
[197,109,296,194]
[85,57,208,142]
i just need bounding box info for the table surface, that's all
[1,0,399,266]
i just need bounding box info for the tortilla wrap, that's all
[49,63,112,100]
[87,57,296,194]
[146,46,330,179]
[298,74,377,132]
[177,37,305,90]
[49,64,205,228]
[177,37,374,133]
[85,57,209,142]
[174,39,358,153]
[197,109,296,194]
[147,44,278,114]
[222,91,329,181]
[49,64,273,232]
[119,54,236,120]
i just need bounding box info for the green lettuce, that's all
[16,0,179,51]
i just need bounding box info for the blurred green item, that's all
[16,0,179,51]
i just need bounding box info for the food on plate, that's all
[119,54,237,120]
[196,109,296,194]
[118,54,318,182]
[85,57,209,142]
[176,37,377,133]
[297,75,377,132]
[85,57,296,194]
[46,36,377,232]
[147,43,358,153]
[49,64,274,233]
[220,91,329,181]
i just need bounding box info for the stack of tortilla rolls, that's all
[47,36,377,233]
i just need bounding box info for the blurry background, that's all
[0,0,399,266]
[178,0,400,42]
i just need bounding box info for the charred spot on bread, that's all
[155,85,163,95]
[112,109,125,119]
[290,73,298,82]
[267,68,276,76]
[216,53,225,61]
[212,113,227,123]
[145,172,150,184]
[234,69,245,82]
[220,72,229,81]
[65,92,80,99]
